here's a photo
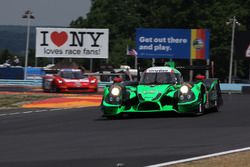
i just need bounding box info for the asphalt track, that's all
[0,94,250,167]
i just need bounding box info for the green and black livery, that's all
[101,65,223,118]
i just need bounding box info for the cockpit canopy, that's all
[140,66,183,85]
[58,69,84,79]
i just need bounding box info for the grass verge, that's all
[169,151,250,167]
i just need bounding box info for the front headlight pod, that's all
[106,84,123,104]
[180,85,189,94]
[110,85,122,97]
[178,84,195,102]
[111,87,121,96]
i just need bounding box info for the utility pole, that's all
[22,10,35,80]
[227,16,240,83]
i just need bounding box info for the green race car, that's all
[101,65,223,118]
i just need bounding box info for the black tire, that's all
[43,89,49,93]
[211,99,219,112]
[211,83,222,112]
[51,84,59,93]
[106,115,122,120]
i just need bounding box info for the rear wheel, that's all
[211,99,219,112]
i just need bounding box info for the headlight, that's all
[111,87,121,96]
[180,85,189,94]
[57,80,63,84]
[90,79,96,83]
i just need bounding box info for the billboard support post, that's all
[189,59,193,82]
[152,58,155,66]
[206,59,210,78]
[90,58,93,72]
[134,56,138,69]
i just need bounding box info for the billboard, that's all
[36,28,109,58]
[136,28,210,60]
[235,31,250,59]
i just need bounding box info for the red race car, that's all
[42,69,98,93]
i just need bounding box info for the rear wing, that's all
[176,65,212,81]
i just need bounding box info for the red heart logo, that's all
[50,31,68,47]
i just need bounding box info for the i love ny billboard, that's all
[36,28,109,58]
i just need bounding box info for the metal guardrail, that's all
[0,79,249,93]
[0,79,42,86]
[98,81,112,88]
[220,83,250,93]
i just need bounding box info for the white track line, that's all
[146,147,250,167]
[0,113,7,117]
[34,109,48,113]
[0,109,62,117]
[0,106,99,118]
[49,108,62,111]
[22,111,34,114]
[8,112,21,116]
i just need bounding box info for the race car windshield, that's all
[140,72,181,85]
[60,71,84,79]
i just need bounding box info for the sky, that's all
[0,0,91,27]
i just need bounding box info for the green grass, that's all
[0,94,58,108]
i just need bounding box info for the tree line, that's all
[70,0,250,81]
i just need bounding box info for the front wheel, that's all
[105,114,122,120]
[50,84,60,93]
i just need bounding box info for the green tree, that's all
[0,49,15,64]
[70,0,250,80]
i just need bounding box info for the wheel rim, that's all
[198,93,204,114]
[199,103,203,113]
